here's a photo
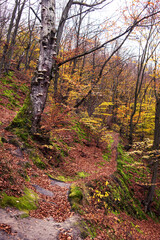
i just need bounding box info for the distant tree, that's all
[5,0,27,72]
[144,56,160,212]
[0,0,19,75]
[129,24,159,145]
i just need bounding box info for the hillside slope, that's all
[0,71,160,239]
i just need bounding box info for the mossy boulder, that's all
[0,188,38,211]
[69,184,83,210]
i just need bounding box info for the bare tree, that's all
[5,0,27,72]
[0,0,19,75]
[129,23,160,145]
[54,0,110,98]
[25,0,40,70]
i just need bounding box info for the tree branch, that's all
[30,7,41,23]
[72,0,112,7]
[58,10,160,67]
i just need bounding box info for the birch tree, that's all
[30,0,56,133]
[9,0,56,133]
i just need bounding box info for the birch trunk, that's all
[30,0,56,133]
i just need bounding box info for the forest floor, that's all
[0,105,118,239]
[0,70,160,239]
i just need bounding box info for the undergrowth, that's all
[89,144,147,220]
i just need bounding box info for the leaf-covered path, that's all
[0,106,160,240]
[0,105,120,239]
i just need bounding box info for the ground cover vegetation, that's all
[0,0,160,239]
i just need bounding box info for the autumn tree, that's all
[8,0,160,134]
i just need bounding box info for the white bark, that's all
[31,0,56,132]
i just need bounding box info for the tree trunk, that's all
[30,0,56,133]
[0,0,18,75]
[145,157,159,212]
[5,0,27,72]
[153,97,160,149]
[54,0,73,97]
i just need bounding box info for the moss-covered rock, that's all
[69,184,83,210]
[0,188,38,211]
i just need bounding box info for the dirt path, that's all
[0,109,120,240]
[0,178,82,240]
[0,208,81,240]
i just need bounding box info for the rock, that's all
[11,148,23,158]
[32,184,54,197]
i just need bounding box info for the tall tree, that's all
[30,0,56,133]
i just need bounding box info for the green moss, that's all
[77,171,90,178]
[20,213,30,218]
[106,177,146,219]
[2,89,20,108]
[104,144,147,219]
[96,161,105,167]
[0,137,3,146]
[0,188,38,211]
[50,142,69,158]
[69,184,83,210]
[154,188,160,219]
[91,144,147,220]
[7,95,32,131]
[30,152,46,169]
[49,174,74,182]
[1,71,14,85]
[15,129,29,141]
[71,122,87,141]
[102,153,110,162]
[102,138,112,162]
[20,84,29,94]
[6,95,32,146]
[79,220,97,239]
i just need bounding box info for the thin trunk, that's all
[25,2,39,70]
[128,26,153,145]
[145,157,159,212]
[17,52,24,70]
[5,0,26,72]
[54,0,73,97]
[153,97,160,149]
[0,0,18,75]
[26,41,37,69]
[145,58,159,213]
[129,93,138,145]
[56,0,73,55]
[71,5,83,75]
